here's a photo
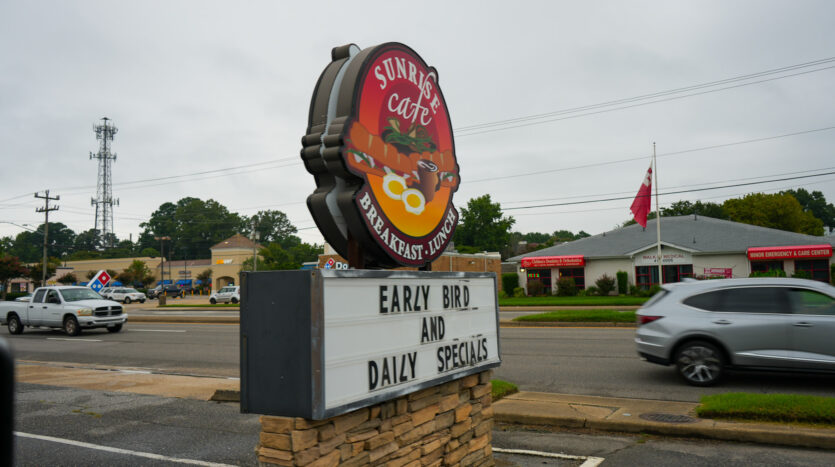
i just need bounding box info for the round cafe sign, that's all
[302,43,460,268]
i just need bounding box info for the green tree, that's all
[56,272,78,285]
[196,268,213,290]
[0,255,29,300]
[782,189,835,233]
[73,228,101,252]
[453,195,515,255]
[662,200,727,219]
[723,193,824,235]
[28,260,58,288]
[121,260,154,287]
[245,210,298,244]
[241,240,322,271]
[10,223,76,262]
[522,232,551,243]
[139,197,246,259]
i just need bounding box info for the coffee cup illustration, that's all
[414,159,441,202]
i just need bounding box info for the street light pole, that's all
[154,236,170,286]
[251,221,260,272]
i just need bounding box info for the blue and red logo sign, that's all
[88,270,111,293]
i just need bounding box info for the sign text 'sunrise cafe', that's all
[747,244,832,261]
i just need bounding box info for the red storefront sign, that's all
[704,267,733,278]
[521,255,585,268]
[747,244,832,261]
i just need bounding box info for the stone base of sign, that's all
[256,370,495,467]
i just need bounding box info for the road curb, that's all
[128,316,239,324]
[494,393,835,450]
[501,321,636,328]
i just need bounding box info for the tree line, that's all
[0,197,323,295]
[452,189,835,260]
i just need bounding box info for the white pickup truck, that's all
[1,286,127,336]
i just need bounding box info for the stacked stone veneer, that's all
[257,370,494,467]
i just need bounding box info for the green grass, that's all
[157,303,239,308]
[499,296,648,306]
[513,309,637,323]
[491,379,518,401]
[697,393,835,426]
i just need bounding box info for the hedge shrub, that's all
[616,271,628,295]
[502,273,519,296]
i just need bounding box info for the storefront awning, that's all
[521,255,585,268]
[747,244,832,261]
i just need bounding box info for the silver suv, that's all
[636,278,835,386]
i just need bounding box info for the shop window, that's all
[663,264,693,283]
[635,266,659,289]
[558,268,585,290]
[526,268,552,294]
[794,259,830,283]
[751,261,784,273]
[636,265,693,289]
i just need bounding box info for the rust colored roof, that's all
[210,234,262,250]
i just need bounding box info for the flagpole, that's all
[654,142,662,286]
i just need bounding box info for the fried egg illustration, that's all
[401,188,426,215]
[382,173,408,200]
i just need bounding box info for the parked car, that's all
[147,285,183,299]
[1,286,127,336]
[108,288,147,304]
[14,294,32,302]
[209,286,240,304]
[636,278,835,386]
[99,287,114,299]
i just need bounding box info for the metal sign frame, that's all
[240,269,500,420]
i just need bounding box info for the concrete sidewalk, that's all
[14,362,835,450]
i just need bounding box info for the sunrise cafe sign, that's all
[301,42,460,268]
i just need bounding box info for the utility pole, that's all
[35,190,60,285]
[154,236,170,286]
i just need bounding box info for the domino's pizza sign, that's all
[88,270,111,293]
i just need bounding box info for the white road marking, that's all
[15,432,235,467]
[130,329,187,332]
[46,338,102,342]
[492,447,606,466]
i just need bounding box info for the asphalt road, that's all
[7,324,835,402]
[6,323,239,378]
[7,323,835,466]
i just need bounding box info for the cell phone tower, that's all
[89,117,119,248]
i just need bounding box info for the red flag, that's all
[630,164,652,228]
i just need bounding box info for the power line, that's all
[455,56,835,133]
[500,165,835,205]
[502,170,835,211]
[467,125,835,184]
[456,64,835,137]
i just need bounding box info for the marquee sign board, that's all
[240,269,500,420]
[302,43,460,268]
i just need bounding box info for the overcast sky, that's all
[2,0,834,248]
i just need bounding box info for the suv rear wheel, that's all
[675,340,724,386]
